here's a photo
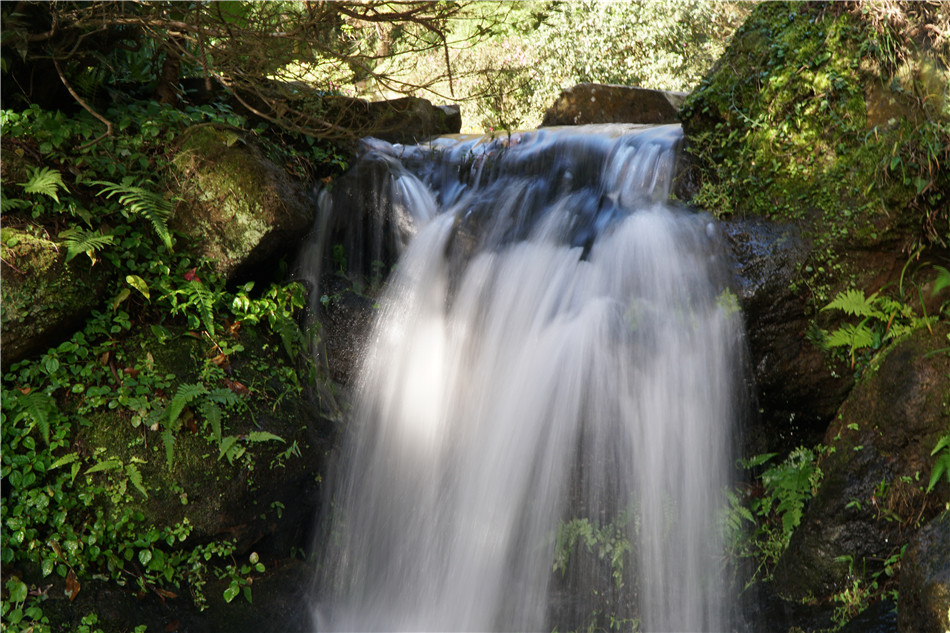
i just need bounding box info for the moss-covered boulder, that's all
[681,1,949,301]
[0,226,108,370]
[171,124,316,279]
[772,324,950,602]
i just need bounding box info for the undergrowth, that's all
[0,98,341,631]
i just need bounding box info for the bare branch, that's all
[52,57,113,147]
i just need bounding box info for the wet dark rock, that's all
[772,325,950,601]
[899,511,950,633]
[541,83,687,127]
[839,598,898,633]
[318,277,378,386]
[722,219,852,453]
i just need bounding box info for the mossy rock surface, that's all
[0,226,109,369]
[772,324,950,602]
[681,1,949,302]
[171,124,316,279]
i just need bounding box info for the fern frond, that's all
[822,289,884,320]
[1,195,30,213]
[14,391,56,444]
[190,279,216,335]
[58,227,115,264]
[93,180,174,251]
[86,458,122,474]
[19,166,68,203]
[167,382,209,426]
[824,323,875,350]
[199,400,223,445]
[125,463,148,498]
[246,431,285,444]
[208,387,240,408]
[162,428,176,469]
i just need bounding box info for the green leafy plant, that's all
[928,432,950,494]
[93,179,175,251]
[222,551,266,604]
[724,447,823,586]
[820,287,936,369]
[553,515,633,592]
[19,166,68,202]
[830,546,904,629]
[58,226,116,264]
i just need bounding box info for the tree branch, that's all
[53,57,113,148]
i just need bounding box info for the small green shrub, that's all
[723,447,823,586]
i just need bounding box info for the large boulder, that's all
[541,83,686,127]
[171,124,317,279]
[218,80,463,144]
[900,511,950,633]
[680,1,949,303]
[0,227,108,370]
[722,219,853,451]
[354,97,462,143]
[771,324,950,601]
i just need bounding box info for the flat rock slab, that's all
[541,83,687,126]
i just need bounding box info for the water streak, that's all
[312,125,744,632]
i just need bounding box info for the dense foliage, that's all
[411,1,750,132]
[682,2,949,279]
[0,90,341,629]
[1,1,473,139]
[1,1,750,139]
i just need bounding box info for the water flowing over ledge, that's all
[309,124,747,632]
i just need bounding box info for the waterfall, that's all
[310,125,745,632]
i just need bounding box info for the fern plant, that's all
[821,287,936,369]
[93,179,175,250]
[18,166,68,203]
[1,194,30,213]
[12,390,57,445]
[58,226,115,265]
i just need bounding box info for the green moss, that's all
[172,126,289,273]
[681,1,949,303]
[0,227,108,365]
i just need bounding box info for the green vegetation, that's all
[552,513,638,632]
[723,448,824,587]
[817,262,946,371]
[0,88,339,629]
[681,1,949,303]
[405,1,750,132]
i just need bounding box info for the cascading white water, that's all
[312,125,745,632]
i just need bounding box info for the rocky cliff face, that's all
[679,2,950,630]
